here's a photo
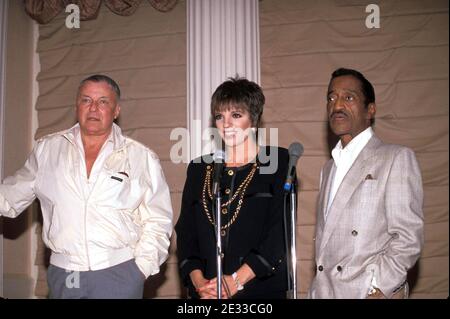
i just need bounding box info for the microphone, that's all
[212,149,226,195]
[283,142,304,192]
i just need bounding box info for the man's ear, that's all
[367,103,376,120]
[114,104,121,120]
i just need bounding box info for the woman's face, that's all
[214,105,254,148]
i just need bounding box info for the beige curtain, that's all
[34,0,186,298]
[260,0,448,298]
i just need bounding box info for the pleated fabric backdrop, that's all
[33,0,448,298]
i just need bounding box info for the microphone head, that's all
[288,142,304,160]
[212,150,225,194]
[284,142,303,192]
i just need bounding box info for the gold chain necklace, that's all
[202,163,257,230]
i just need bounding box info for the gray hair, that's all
[78,74,121,100]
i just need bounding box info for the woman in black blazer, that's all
[175,76,289,299]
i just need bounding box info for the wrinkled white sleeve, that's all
[0,143,42,218]
[134,152,173,278]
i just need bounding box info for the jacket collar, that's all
[61,123,127,151]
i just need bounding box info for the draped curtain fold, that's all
[24,0,178,24]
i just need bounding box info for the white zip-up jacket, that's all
[0,123,173,278]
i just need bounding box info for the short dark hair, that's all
[78,74,121,99]
[211,76,264,127]
[330,68,375,108]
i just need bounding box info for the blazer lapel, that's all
[315,161,334,253]
[318,135,382,254]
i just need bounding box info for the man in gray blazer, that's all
[308,68,424,299]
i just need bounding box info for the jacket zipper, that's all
[66,134,92,270]
[84,201,91,270]
[83,147,126,271]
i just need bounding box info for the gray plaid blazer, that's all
[308,134,424,299]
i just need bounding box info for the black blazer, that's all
[175,146,290,298]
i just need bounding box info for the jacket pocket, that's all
[91,172,141,247]
[359,180,379,204]
[349,180,379,213]
[94,172,140,210]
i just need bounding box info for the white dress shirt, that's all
[326,126,374,219]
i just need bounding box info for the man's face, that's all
[76,81,120,137]
[326,75,375,147]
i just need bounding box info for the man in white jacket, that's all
[0,75,173,298]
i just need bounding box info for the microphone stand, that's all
[285,178,298,299]
[212,180,223,299]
